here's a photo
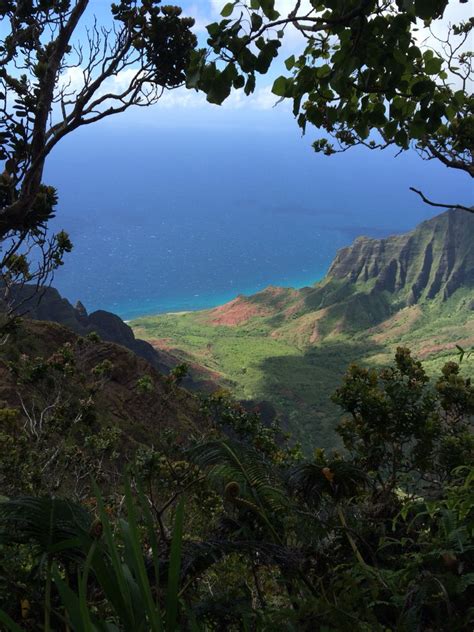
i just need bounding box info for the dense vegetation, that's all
[1,346,473,630]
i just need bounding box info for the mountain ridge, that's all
[196,209,473,343]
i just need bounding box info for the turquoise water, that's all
[45,124,472,320]
[109,273,327,320]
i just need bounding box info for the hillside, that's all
[132,210,474,447]
[0,318,208,498]
[11,285,208,391]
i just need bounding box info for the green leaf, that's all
[285,55,295,71]
[423,49,434,61]
[52,564,89,632]
[244,74,256,95]
[136,483,161,600]
[221,2,235,17]
[233,74,245,89]
[415,0,448,20]
[251,13,263,30]
[92,482,135,627]
[206,68,234,105]
[411,79,434,97]
[424,57,442,75]
[272,75,290,97]
[165,501,185,632]
[123,481,163,632]
[316,64,331,79]
[206,22,220,37]
[395,128,409,147]
[0,610,24,632]
[454,90,465,106]
[259,0,280,20]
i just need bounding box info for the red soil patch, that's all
[206,296,269,327]
[283,299,306,318]
[148,338,223,384]
[417,336,474,359]
[148,338,176,352]
[309,320,320,344]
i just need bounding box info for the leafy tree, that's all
[333,347,474,497]
[0,0,197,325]
[191,0,473,211]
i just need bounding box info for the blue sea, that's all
[44,118,472,320]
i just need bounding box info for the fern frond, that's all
[0,496,93,559]
[190,439,288,509]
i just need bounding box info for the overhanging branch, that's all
[409,187,474,214]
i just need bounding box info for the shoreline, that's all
[115,273,325,323]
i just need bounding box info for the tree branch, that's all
[409,187,474,214]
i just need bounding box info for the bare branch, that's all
[409,187,474,214]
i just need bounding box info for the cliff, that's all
[326,209,473,303]
[265,209,474,336]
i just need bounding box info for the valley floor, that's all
[132,288,474,448]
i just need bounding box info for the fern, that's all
[0,496,93,560]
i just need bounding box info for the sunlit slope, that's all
[132,210,474,447]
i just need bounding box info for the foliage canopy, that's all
[191,0,473,209]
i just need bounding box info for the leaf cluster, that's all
[191,1,473,180]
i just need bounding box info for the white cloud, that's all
[58,66,85,93]
[60,1,470,123]
[152,83,285,111]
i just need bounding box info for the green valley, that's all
[132,210,474,447]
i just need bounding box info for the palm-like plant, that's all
[0,482,187,632]
[0,496,94,557]
[190,439,289,527]
[0,496,95,631]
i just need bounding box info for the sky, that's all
[55,0,472,208]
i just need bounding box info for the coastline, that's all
[122,272,325,322]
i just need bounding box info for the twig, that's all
[409,187,474,214]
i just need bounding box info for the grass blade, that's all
[92,481,135,627]
[0,609,24,632]
[123,480,163,632]
[166,500,184,632]
[52,564,89,632]
[136,482,161,599]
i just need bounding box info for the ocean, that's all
[44,119,472,320]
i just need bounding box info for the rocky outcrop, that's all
[12,285,172,374]
[211,209,474,340]
[326,209,474,304]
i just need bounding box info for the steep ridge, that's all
[266,209,474,341]
[326,209,473,303]
[0,317,208,496]
[10,285,201,385]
